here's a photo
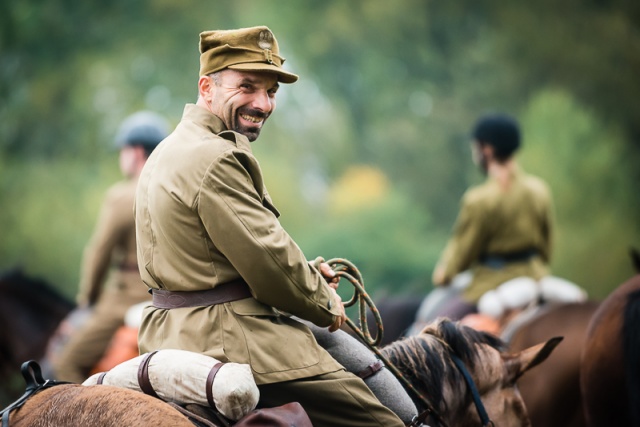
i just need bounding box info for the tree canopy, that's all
[1,0,638,300]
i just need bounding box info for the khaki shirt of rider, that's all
[436,167,554,303]
[76,178,148,307]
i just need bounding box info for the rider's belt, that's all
[151,279,252,309]
[480,248,538,269]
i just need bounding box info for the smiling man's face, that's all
[207,69,279,142]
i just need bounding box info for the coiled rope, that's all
[325,258,445,427]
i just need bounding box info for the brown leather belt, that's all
[151,279,252,309]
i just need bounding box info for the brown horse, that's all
[508,301,599,427]
[2,318,560,427]
[508,249,640,427]
[580,249,640,427]
[6,383,195,427]
[382,319,561,427]
[0,269,74,406]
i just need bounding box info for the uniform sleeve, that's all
[435,192,490,284]
[76,186,130,306]
[198,150,341,327]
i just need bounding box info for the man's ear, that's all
[198,75,213,100]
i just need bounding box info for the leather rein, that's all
[327,258,494,427]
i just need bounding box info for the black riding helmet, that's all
[472,114,521,162]
[114,111,170,156]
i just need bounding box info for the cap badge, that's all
[258,31,275,64]
[258,30,273,50]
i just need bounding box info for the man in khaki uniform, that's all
[430,114,554,320]
[135,26,404,426]
[52,111,169,383]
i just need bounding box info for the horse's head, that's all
[381,318,561,427]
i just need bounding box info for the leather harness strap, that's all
[137,350,160,399]
[97,372,107,385]
[129,352,228,412]
[357,360,385,379]
[205,362,225,408]
[1,361,69,427]
[151,280,252,309]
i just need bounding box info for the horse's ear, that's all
[505,336,563,382]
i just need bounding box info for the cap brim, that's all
[228,63,299,84]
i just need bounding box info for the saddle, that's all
[461,275,588,339]
[169,402,312,427]
[460,303,552,343]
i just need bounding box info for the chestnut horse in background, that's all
[508,249,640,427]
[581,249,640,427]
[508,300,599,427]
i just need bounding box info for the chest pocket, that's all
[226,299,320,374]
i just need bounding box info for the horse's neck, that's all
[382,334,462,417]
[421,334,469,416]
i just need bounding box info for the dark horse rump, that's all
[580,249,640,427]
[508,248,640,427]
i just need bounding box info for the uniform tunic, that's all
[437,168,553,303]
[135,105,404,426]
[135,104,346,384]
[53,178,151,383]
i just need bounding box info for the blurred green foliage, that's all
[1,0,638,301]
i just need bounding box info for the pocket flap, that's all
[231,298,278,316]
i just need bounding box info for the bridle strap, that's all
[450,354,494,427]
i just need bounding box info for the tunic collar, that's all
[181,104,252,152]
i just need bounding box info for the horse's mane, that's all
[380,318,505,415]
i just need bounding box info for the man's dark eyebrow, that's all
[237,76,279,90]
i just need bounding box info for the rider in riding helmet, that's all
[51,111,169,384]
[417,113,556,326]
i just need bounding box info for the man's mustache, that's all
[238,108,269,120]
